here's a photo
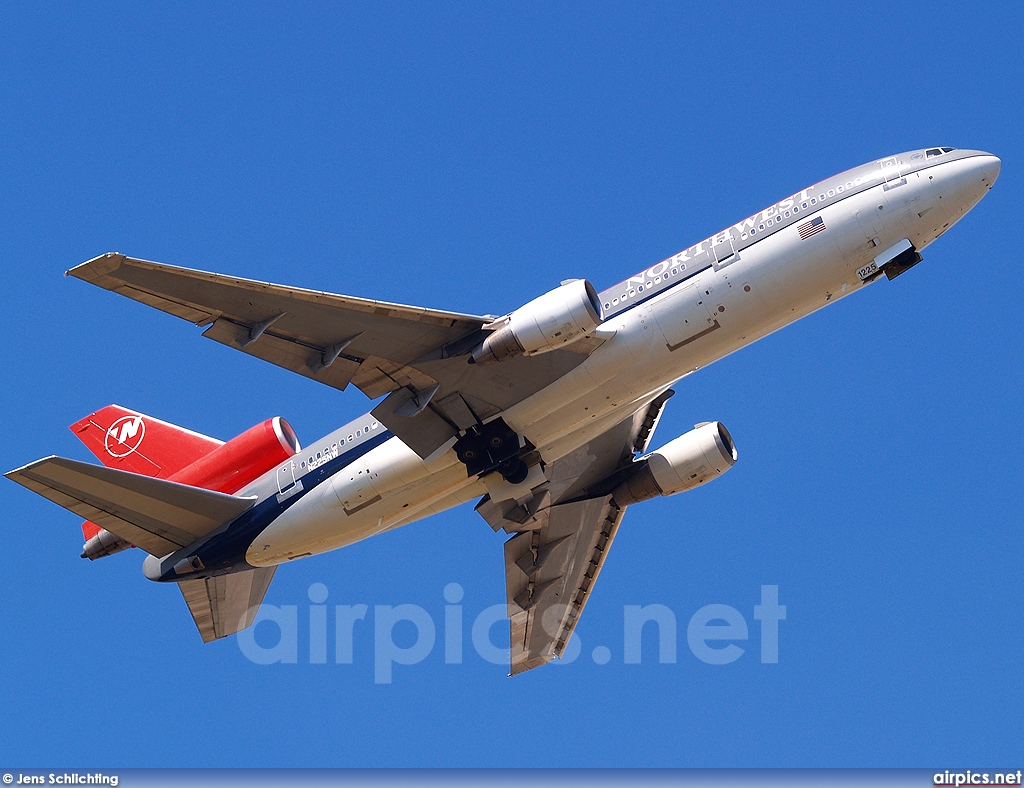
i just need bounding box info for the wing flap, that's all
[6,456,255,557]
[179,567,277,642]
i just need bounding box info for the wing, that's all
[5,456,255,557]
[68,253,487,395]
[179,567,277,643]
[69,254,605,459]
[476,389,674,675]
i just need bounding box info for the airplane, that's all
[7,147,1000,675]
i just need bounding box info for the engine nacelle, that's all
[471,279,602,364]
[81,528,131,560]
[613,422,737,506]
[172,416,300,494]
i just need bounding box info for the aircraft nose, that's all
[937,152,1001,215]
[978,154,1001,187]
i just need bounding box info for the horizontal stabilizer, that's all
[6,456,256,557]
[179,567,277,642]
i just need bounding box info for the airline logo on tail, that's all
[105,415,146,458]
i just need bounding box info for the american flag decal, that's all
[798,216,826,240]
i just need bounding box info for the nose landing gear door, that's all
[277,460,302,502]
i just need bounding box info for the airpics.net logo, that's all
[235,583,786,683]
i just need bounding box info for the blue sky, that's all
[1,2,1021,768]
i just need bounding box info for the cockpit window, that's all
[926,148,943,157]
[941,147,955,153]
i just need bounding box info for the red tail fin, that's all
[71,405,222,478]
[71,405,223,541]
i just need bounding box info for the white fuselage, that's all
[242,150,999,567]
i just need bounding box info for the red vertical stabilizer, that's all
[70,405,223,541]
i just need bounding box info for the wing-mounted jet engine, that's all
[611,421,738,505]
[470,279,603,365]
